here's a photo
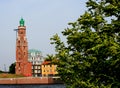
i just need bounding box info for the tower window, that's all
[21,32,23,34]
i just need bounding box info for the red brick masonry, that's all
[0,77,62,84]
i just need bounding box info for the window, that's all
[38,66,40,69]
[18,41,20,43]
[34,70,37,73]
[38,70,41,73]
[21,32,23,34]
[35,66,37,69]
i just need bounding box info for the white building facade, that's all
[28,49,44,77]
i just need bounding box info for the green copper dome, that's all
[19,18,25,26]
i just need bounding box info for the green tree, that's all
[9,62,15,74]
[0,70,3,73]
[51,0,120,87]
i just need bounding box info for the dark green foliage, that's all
[0,70,3,73]
[45,54,55,61]
[9,62,15,74]
[51,0,120,88]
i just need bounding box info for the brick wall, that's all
[0,77,62,84]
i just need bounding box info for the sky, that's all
[0,0,86,71]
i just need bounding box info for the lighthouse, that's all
[15,18,32,76]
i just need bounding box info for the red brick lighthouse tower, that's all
[15,18,32,76]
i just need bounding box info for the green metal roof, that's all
[19,18,25,26]
[28,49,41,53]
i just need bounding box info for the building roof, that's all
[41,61,51,65]
[29,49,42,53]
[19,18,25,26]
